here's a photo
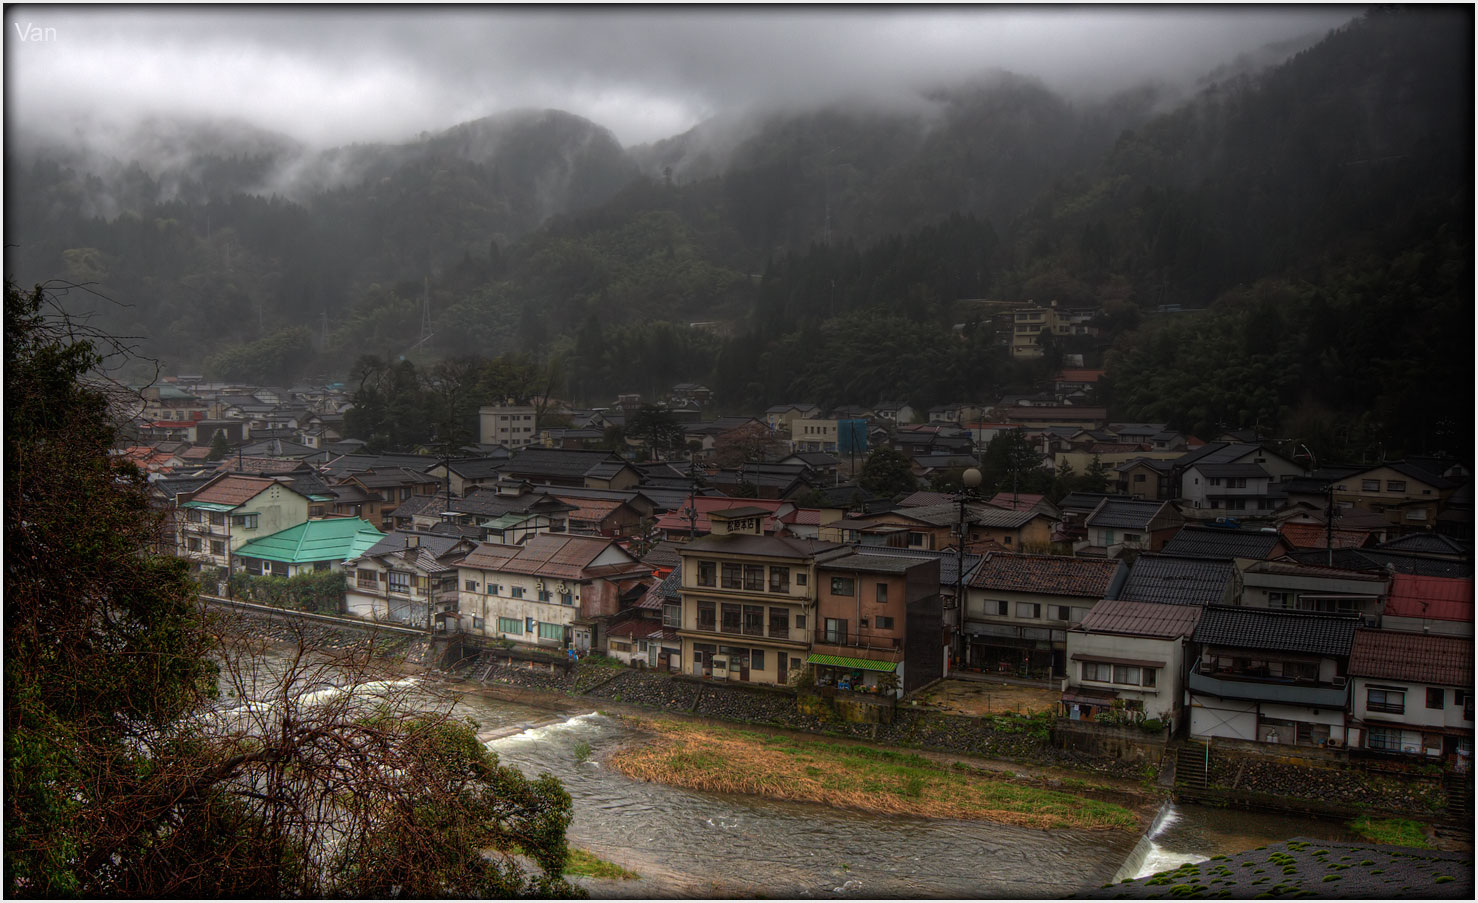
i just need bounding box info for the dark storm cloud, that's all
[6,6,1361,148]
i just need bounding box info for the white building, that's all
[479,404,540,448]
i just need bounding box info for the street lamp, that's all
[953,467,982,673]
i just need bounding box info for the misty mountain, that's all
[3,6,1468,439]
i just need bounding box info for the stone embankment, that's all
[456,653,1149,780]
[1205,752,1445,816]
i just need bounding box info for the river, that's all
[226,650,1357,898]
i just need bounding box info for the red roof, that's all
[1279,522,1372,550]
[1349,629,1472,686]
[653,497,785,534]
[1383,574,1474,622]
[986,492,1046,511]
[969,552,1124,598]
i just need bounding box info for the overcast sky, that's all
[6,5,1362,148]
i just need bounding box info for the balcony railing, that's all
[814,628,901,651]
[1188,661,1348,708]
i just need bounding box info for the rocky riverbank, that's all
[1207,750,1445,815]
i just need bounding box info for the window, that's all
[698,561,716,587]
[1143,668,1157,688]
[663,603,681,628]
[511,586,525,599]
[744,565,765,592]
[874,615,895,630]
[1386,480,1406,493]
[314,561,331,573]
[768,608,789,638]
[1113,665,1142,685]
[876,583,888,603]
[231,513,259,529]
[1367,727,1402,752]
[831,577,855,596]
[1208,477,1222,487]
[186,509,203,523]
[187,537,203,552]
[465,580,479,592]
[356,569,378,589]
[537,621,563,641]
[823,618,848,644]
[907,531,926,547]
[751,649,765,671]
[743,605,765,636]
[210,539,225,556]
[990,600,1008,616]
[768,567,790,593]
[559,591,573,606]
[1427,688,1445,710]
[488,583,502,595]
[1002,535,1012,545]
[388,571,411,593]
[1226,477,1247,489]
[1082,662,1112,682]
[721,604,742,633]
[795,614,806,629]
[697,601,716,631]
[796,573,807,587]
[1367,688,1405,714]
[1268,591,1290,609]
[1133,473,1146,483]
[538,589,552,602]
[243,558,263,576]
[1362,479,1380,492]
[1016,602,1040,619]
[209,512,226,527]
[722,563,742,589]
[1124,533,1142,543]
[1225,499,1246,511]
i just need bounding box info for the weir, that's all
[1109,802,1206,884]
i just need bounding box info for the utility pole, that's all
[955,467,982,673]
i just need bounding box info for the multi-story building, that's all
[455,533,650,653]
[343,531,476,629]
[176,474,312,577]
[479,403,540,448]
[1346,628,1473,763]
[962,553,1128,678]
[676,507,847,686]
[1009,302,1098,359]
[809,552,943,696]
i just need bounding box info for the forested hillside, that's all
[5,8,1470,459]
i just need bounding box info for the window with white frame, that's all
[387,571,411,594]
[1016,602,1040,619]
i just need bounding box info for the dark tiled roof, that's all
[853,545,981,587]
[1348,629,1473,686]
[1076,599,1203,639]
[1376,533,1467,556]
[500,447,628,480]
[641,541,683,571]
[1161,525,1283,560]
[1117,554,1237,606]
[1194,606,1359,657]
[819,552,936,576]
[1286,548,1473,578]
[446,457,510,480]
[682,533,843,561]
[968,553,1125,598]
[357,530,470,562]
[1086,499,1173,529]
[1058,492,1131,513]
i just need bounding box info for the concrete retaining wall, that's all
[1054,720,1169,766]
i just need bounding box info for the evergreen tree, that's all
[858,446,918,498]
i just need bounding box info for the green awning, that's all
[805,654,898,673]
[180,501,236,512]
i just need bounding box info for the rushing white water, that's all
[1130,804,1210,878]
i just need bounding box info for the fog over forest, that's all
[8,6,1356,149]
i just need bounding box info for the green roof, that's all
[234,518,385,565]
[804,654,898,673]
[180,500,237,512]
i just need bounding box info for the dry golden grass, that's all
[607,719,1136,831]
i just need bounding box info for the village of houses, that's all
[120,359,1474,783]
